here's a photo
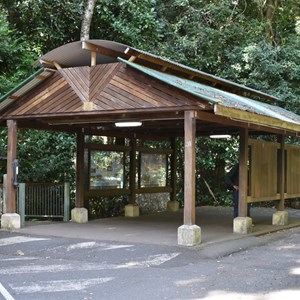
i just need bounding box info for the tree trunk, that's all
[253,0,278,44]
[265,0,277,44]
[80,0,96,41]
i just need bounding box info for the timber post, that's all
[233,128,252,234]
[1,120,21,229]
[178,110,201,246]
[71,130,88,223]
[272,135,288,225]
[125,137,139,217]
[167,138,179,212]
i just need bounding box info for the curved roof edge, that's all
[37,40,129,68]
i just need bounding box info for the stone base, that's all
[233,217,252,234]
[1,213,21,230]
[71,207,88,223]
[125,204,139,217]
[272,211,288,225]
[178,225,201,246]
[166,200,179,212]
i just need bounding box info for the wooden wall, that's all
[247,139,300,203]
[286,144,300,198]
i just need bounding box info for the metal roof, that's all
[37,40,129,68]
[127,46,280,103]
[119,58,300,128]
[0,68,55,112]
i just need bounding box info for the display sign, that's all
[89,150,124,189]
[140,153,167,187]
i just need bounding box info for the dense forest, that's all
[0,0,299,213]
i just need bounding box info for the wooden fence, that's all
[248,139,300,203]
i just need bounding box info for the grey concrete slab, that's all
[5,206,300,248]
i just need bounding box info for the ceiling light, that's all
[115,122,142,127]
[210,134,231,139]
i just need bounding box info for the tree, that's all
[0,7,37,95]
[2,0,83,53]
[90,0,162,49]
[81,0,96,40]
[253,0,299,44]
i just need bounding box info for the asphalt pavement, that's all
[1,206,300,299]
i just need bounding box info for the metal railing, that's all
[0,180,70,226]
[18,182,70,225]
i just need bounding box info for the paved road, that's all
[0,228,300,299]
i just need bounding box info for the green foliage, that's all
[2,0,162,52]
[221,37,300,114]
[2,0,83,53]
[0,8,37,95]
[175,137,238,206]
[91,0,162,49]
[88,196,129,218]
[155,0,266,71]
[16,130,76,183]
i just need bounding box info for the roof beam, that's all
[196,110,297,136]
[82,41,129,60]
[214,104,300,134]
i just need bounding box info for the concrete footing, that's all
[178,224,201,246]
[125,204,140,217]
[1,213,21,230]
[233,217,252,234]
[71,207,88,223]
[166,200,179,212]
[272,210,288,225]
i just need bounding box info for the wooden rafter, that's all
[82,41,129,60]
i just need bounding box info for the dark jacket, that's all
[224,163,239,190]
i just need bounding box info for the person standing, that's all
[225,163,251,218]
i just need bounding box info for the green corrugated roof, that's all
[118,58,219,104]
[0,68,55,113]
[0,68,44,102]
[119,58,300,126]
[127,47,281,103]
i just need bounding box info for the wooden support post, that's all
[6,120,17,213]
[167,138,179,212]
[272,135,288,225]
[277,135,285,211]
[71,130,88,223]
[91,51,97,66]
[170,138,177,202]
[53,61,62,70]
[184,111,196,225]
[75,131,85,208]
[238,128,248,218]
[178,110,201,246]
[129,138,136,205]
[125,138,139,217]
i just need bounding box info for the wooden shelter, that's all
[1,40,300,245]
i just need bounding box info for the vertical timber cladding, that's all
[248,139,279,202]
[285,144,300,198]
[248,139,300,202]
